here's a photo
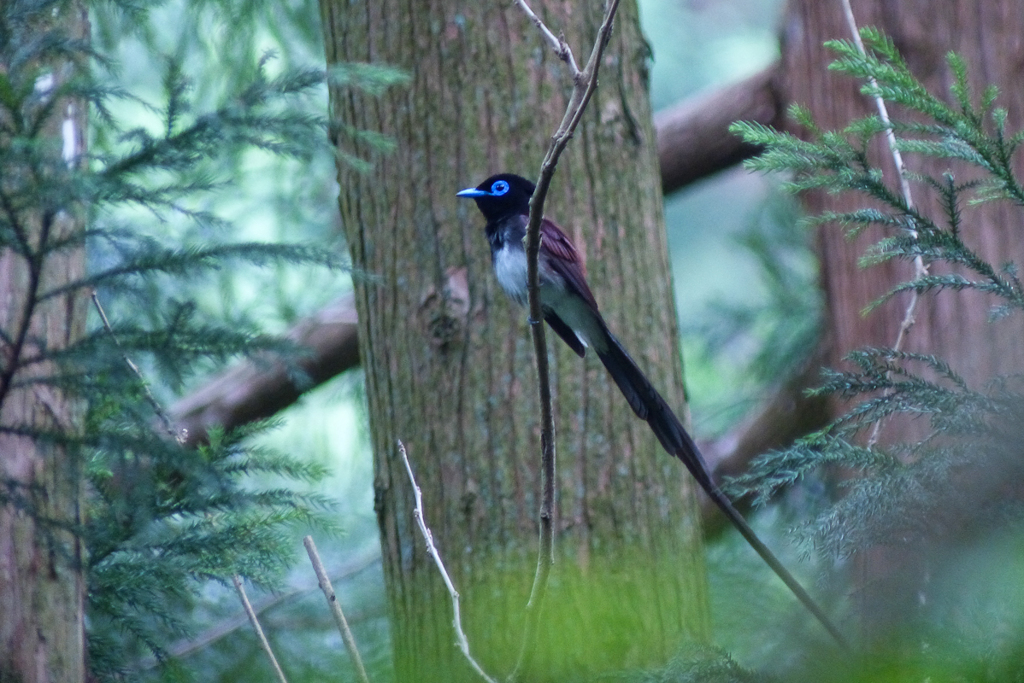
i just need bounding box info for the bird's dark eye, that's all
[491,180,510,196]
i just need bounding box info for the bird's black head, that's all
[456,173,535,222]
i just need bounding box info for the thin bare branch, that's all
[304,536,371,683]
[840,2,917,218]
[512,1,622,679]
[510,0,580,77]
[839,0,929,447]
[232,575,289,683]
[91,290,184,442]
[133,548,380,670]
[398,440,498,683]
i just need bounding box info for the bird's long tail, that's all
[594,323,848,648]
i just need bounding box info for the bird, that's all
[458,172,847,647]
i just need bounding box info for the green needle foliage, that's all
[2,1,402,680]
[728,27,1024,672]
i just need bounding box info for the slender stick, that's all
[303,536,371,683]
[133,549,381,670]
[838,0,929,447]
[398,441,498,683]
[91,290,185,442]
[232,575,290,683]
[510,0,580,77]
[511,1,622,680]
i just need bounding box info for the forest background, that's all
[106,2,793,679]
[8,0,1024,681]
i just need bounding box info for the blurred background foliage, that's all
[88,0,823,680]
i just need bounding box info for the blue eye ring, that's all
[491,180,510,196]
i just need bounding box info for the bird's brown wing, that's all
[540,217,598,310]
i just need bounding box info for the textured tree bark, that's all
[780,0,1024,642]
[0,3,89,682]
[320,0,709,679]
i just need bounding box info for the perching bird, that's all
[458,172,846,647]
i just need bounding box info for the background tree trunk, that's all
[0,3,89,681]
[780,0,1024,641]
[782,0,1024,407]
[320,0,710,679]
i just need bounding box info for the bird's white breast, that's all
[493,245,529,306]
[491,243,598,352]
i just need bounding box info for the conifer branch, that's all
[733,15,1024,590]
[0,212,47,412]
[839,0,928,447]
[3,6,369,678]
[170,293,359,445]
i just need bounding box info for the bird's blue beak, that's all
[456,187,489,198]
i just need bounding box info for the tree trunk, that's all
[782,0,1024,408]
[780,0,1024,641]
[0,3,89,682]
[320,1,709,680]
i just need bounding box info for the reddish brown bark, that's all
[0,3,89,681]
[782,0,1024,393]
[780,0,1024,640]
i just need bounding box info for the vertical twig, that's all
[398,440,498,683]
[839,0,928,447]
[232,575,289,683]
[510,1,622,680]
[303,536,371,683]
